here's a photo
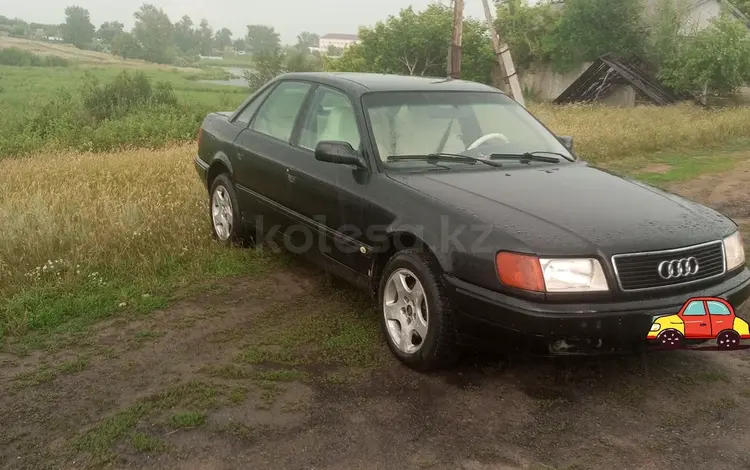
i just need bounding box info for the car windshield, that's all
[362,91,575,169]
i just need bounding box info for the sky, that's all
[3,0,498,44]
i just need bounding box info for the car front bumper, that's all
[444,267,750,354]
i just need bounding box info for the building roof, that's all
[275,72,499,95]
[320,33,359,40]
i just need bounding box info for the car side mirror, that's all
[314,141,366,168]
[557,135,574,152]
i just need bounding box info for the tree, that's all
[198,19,214,56]
[324,4,493,82]
[245,24,281,56]
[544,0,644,71]
[233,38,247,52]
[174,16,197,55]
[243,49,285,90]
[495,0,558,70]
[133,4,175,64]
[643,0,688,69]
[659,15,750,99]
[97,21,124,44]
[327,45,344,56]
[62,5,95,48]
[215,28,233,51]
[295,31,319,52]
[111,32,141,59]
[733,0,750,17]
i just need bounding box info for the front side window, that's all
[362,91,574,169]
[250,81,311,142]
[683,301,707,316]
[299,86,361,151]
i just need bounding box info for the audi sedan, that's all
[194,72,750,370]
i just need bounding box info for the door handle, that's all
[286,168,297,184]
[700,323,707,326]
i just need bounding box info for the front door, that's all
[278,84,373,276]
[681,300,711,338]
[707,299,733,335]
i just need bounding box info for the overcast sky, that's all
[3,0,498,44]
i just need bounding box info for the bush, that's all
[0,48,70,67]
[80,70,179,122]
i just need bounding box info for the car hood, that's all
[387,162,737,256]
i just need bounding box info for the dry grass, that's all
[0,144,205,279]
[0,144,273,339]
[532,102,750,161]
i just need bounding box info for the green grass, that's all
[235,284,382,368]
[170,411,206,428]
[131,432,167,453]
[0,65,247,158]
[72,380,220,464]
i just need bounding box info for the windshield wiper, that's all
[489,151,569,164]
[388,153,504,168]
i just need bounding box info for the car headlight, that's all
[650,323,661,332]
[539,258,609,292]
[724,231,746,271]
[495,252,609,292]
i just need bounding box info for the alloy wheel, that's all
[383,268,429,354]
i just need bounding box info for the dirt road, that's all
[2,161,750,470]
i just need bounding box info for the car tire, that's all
[377,249,460,371]
[208,174,249,246]
[716,330,740,350]
[656,329,684,349]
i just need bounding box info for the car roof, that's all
[275,72,502,96]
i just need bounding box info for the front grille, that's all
[612,240,725,292]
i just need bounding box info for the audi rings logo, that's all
[657,257,700,280]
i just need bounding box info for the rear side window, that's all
[250,81,312,142]
[234,84,275,127]
[707,301,732,315]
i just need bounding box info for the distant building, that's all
[309,33,360,56]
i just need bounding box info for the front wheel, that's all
[378,250,459,371]
[656,329,684,349]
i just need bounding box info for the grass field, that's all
[2,58,750,469]
[1,61,750,346]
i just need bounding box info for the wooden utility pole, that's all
[481,0,525,107]
[448,0,464,79]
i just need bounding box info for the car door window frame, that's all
[230,82,278,128]
[296,84,362,151]
[247,79,316,144]
[293,84,371,170]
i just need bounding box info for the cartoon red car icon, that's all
[647,297,750,349]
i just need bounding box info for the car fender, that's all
[384,224,452,272]
[733,317,750,336]
[654,314,684,335]
[206,151,234,185]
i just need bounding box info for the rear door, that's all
[707,300,733,336]
[232,80,313,238]
[681,300,711,338]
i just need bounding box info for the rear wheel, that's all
[209,174,248,246]
[378,250,459,371]
[717,330,740,350]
